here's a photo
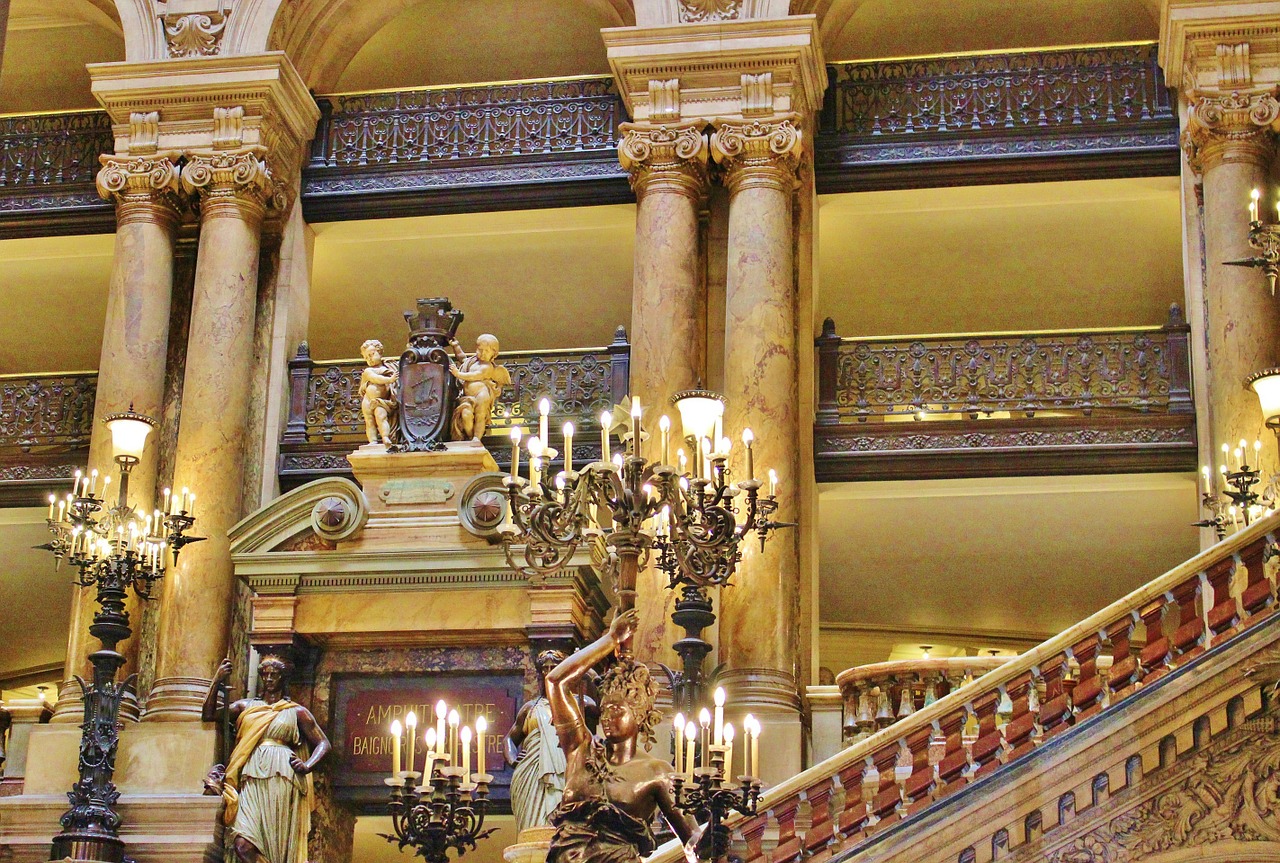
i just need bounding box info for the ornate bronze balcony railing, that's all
[303,77,630,220]
[815,43,1179,191]
[814,306,1196,480]
[278,329,631,486]
[0,371,97,502]
[0,111,115,237]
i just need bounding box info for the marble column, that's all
[51,156,182,723]
[618,123,709,666]
[710,117,803,781]
[145,151,271,720]
[1188,93,1280,468]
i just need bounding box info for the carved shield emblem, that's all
[397,346,453,450]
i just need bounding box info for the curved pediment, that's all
[229,476,369,556]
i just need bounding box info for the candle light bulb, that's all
[612,453,623,469]
[686,719,698,740]
[510,426,522,443]
[540,398,550,417]
[436,700,447,719]
[699,708,711,728]
[674,711,685,730]
[448,709,459,726]
[425,727,436,748]
[714,687,725,707]
[406,711,417,728]
[476,715,487,735]
[600,411,612,430]
[724,723,735,743]
[631,398,642,419]
[659,415,670,432]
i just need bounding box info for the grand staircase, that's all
[650,516,1280,863]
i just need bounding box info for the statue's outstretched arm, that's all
[201,658,232,723]
[546,609,637,753]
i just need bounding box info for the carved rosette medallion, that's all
[95,156,183,228]
[618,123,709,201]
[179,151,272,222]
[1184,91,1280,172]
[710,117,803,195]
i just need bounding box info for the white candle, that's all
[448,709,460,767]
[749,716,760,777]
[684,719,697,778]
[631,398,642,456]
[73,470,82,497]
[1202,465,1211,495]
[678,449,687,474]
[699,708,711,765]
[510,427,522,478]
[702,437,713,481]
[600,411,612,461]
[162,486,170,513]
[424,727,438,781]
[406,711,417,775]
[659,415,670,464]
[476,715,487,776]
[723,722,735,779]
[48,494,55,521]
[742,428,754,480]
[539,398,550,448]
[1251,188,1261,222]
[188,494,196,519]
[528,437,544,487]
[390,719,402,777]
[435,700,447,760]
[563,422,574,473]
[673,712,685,774]
[713,686,725,745]
[89,469,98,496]
[768,468,778,497]
[460,725,472,778]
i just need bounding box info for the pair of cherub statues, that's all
[359,334,510,446]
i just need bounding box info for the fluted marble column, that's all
[618,123,710,665]
[145,151,271,720]
[710,117,803,779]
[1187,93,1280,464]
[51,157,182,724]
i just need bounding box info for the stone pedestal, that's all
[806,684,844,766]
[0,701,50,781]
[503,825,556,863]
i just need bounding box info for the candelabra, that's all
[669,689,763,860]
[1194,439,1276,539]
[1226,188,1280,295]
[498,390,791,679]
[39,407,200,863]
[381,701,496,863]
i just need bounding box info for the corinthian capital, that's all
[618,123,710,201]
[1185,91,1280,172]
[96,156,183,228]
[179,151,272,222]
[709,117,802,195]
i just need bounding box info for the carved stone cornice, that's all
[618,122,709,201]
[1184,90,1280,171]
[95,155,184,229]
[709,116,803,195]
[180,150,271,223]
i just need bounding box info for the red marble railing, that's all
[646,516,1280,863]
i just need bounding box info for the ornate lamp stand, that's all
[1194,440,1275,539]
[40,408,200,863]
[670,716,763,861]
[1226,191,1280,295]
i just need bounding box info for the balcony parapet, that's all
[301,76,631,221]
[814,304,1196,481]
[644,513,1280,863]
[0,111,115,238]
[278,328,631,488]
[836,656,1012,743]
[815,42,1180,192]
[0,371,95,505]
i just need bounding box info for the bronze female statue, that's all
[545,609,695,863]
[202,656,331,863]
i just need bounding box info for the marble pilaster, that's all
[145,151,271,720]
[1186,92,1280,465]
[51,156,182,724]
[710,117,804,778]
[618,122,710,666]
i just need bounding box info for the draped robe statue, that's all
[507,650,570,833]
[203,656,331,863]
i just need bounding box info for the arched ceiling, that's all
[812,0,1160,62]
[272,0,633,94]
[0,0,124,112]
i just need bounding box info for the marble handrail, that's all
[836,656,1012,741]
[645,514,1280,863]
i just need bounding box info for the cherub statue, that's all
[359,339,399,445]
[202,656,331,863]
[545,609,695,863]
[448,334,510,441]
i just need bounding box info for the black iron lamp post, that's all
[40,406,201,863]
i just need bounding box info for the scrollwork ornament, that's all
[95,156,183,226]
[1185,91,1280,172]
[677,0,741,22]
[180,152,272,220]
[617,123,709,200]
[164,12,228,59]
[710,117,803,195]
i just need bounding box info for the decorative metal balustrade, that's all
[0,111,115,237]
[278,329,631,487]
[0,372,96,501]
[814,306,1196,480]
[815,43,1179,191]
[302,77,630,220]
[645,516,1280,863]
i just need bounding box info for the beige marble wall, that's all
[147,152,271,721]
[52,157,182,724]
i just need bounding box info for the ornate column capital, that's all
[709,116,803,195]
[1185,91,1280,172]
[95,156,184,230]
[179,150,272,224]
[618,122,710,201]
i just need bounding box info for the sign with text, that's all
[331,672,524,807]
